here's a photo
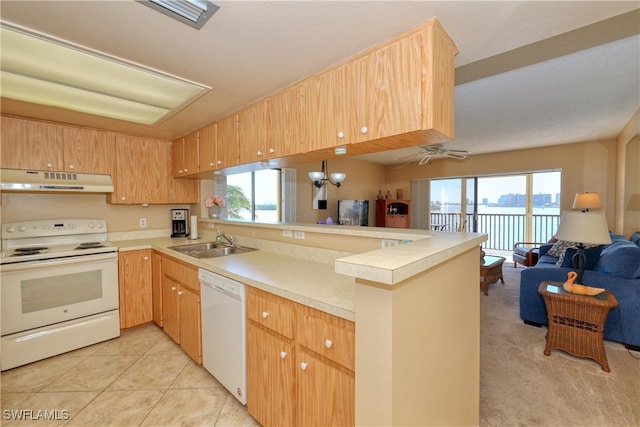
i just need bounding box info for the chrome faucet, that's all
[216,230,235,247]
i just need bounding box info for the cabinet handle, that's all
[261,311,269,319]
[184,168,188,172]
[171,286,177,292]
[337,131,344,139]
[325,339,333,349]
[280,351,287,359]
[46,162,53,168]
[257,150,262,156]
[209,162,215,167]
[300,362,307,370]
[217,160,223,165]
[121,196,126,201]
[361,126,368,134]
[178,291,184,296]
[143,256,149,260]
[68,164,75,169]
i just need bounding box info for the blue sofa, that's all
[519,232,640,350]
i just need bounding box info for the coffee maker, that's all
[171,209,189,237]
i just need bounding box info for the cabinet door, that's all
[0,116,63,170]
[151,252,163,327]
[162,276,181,343]
[239,101,267,164]
[358,32,422,143]
[302,67,346,152]
[179,286,202,364]
[111,135,150,204]
[198,122,217,172]
[216,114,239,169]
[118,250,153,329]
[62,126,115,174]
[172,137,186,177]
[268,85,303,157]
[297,350,355,427]
[173,131,199,177]
[247,323,296,426]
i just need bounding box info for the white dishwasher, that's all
[198,268,246,404]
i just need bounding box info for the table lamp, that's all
[554,211,611,284]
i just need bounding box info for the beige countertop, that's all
[113,223,487,322]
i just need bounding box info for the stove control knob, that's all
[88,222,95,228]
[97,222,104,229]
[6,225,16,233]
[18,224,26,232]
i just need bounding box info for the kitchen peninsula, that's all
[115,219,487,426]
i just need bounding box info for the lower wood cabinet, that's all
[160,255,202,364]
[246,286,355,427]
[118,249,153,329]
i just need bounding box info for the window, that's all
[227,169,280,222]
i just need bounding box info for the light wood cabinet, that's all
[109,135,198,205]
[198,122,217,173]
[1,116,115,175]
[215,114,239,169]
[246,286,355,427]
[172,130,199,177]
[268,85,304,157]
[118,249,153,329]
[151,252,163,327]
[239,101,268,164]
[376,199,411,228]
[161,255,202,363]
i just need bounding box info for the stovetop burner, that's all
[14,246,49,252]
[75,242,105,250]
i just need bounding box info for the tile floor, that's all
[0,324,260,426]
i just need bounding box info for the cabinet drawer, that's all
[299,311,355,371]
[247,288,295,339]
[162,256,199,292]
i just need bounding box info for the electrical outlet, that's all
[294,230,305,240]
[381,239,399,248]
[139,218,147,228]
[282,230,293,238]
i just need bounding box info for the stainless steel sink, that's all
[168,242,257,258]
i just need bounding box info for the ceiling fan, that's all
[395,143,471,167]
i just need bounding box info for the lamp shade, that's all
[554,211,611,245]
[572,192,602,211]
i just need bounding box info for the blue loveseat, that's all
[519,232,640,350]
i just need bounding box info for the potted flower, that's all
[205,196,225,218]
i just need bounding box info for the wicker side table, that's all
[538,281,618,372]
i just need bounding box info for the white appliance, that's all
[199,268,246,404]
[0,168,114,193]
[0,219,120,370]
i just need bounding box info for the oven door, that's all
[1,253,119,336]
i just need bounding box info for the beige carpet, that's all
[479,262,640,427]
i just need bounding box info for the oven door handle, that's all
[0,252,118,272]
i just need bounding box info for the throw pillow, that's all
[547,240,577,257]
[560,246,604,270]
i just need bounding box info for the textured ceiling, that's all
[1,1,638,165]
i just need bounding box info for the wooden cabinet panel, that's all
[247,288,295,339]
[1,116,63,170]
[62,126,115,174]
[172,131,199,177]
[376,199,411,228]
[297,350,355,427]
[268,85,304,157]
[216,114,239,169]
[179,286,202,364]
[118,250,153,329]
[239,101,267,164]
[247,323,296,426]
[299,311,355,371]
[151,252,163,327]
[160,255,201,363]
[198,122,217,172]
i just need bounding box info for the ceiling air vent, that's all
[138,0,220,30]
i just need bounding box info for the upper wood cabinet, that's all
[238,100,268,164]
[216,114,239,169]
[268,85,304,157]
[172,130,199,177]
[198,122,217,173]
[1,116,114,175]
[108,135,197,205]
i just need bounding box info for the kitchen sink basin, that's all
[168,242,256,258]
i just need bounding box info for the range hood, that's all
[1,169,114,193]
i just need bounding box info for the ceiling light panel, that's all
[138,0,219,30]
[0,25,209,125]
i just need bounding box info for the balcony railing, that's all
[430,212,560,251]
